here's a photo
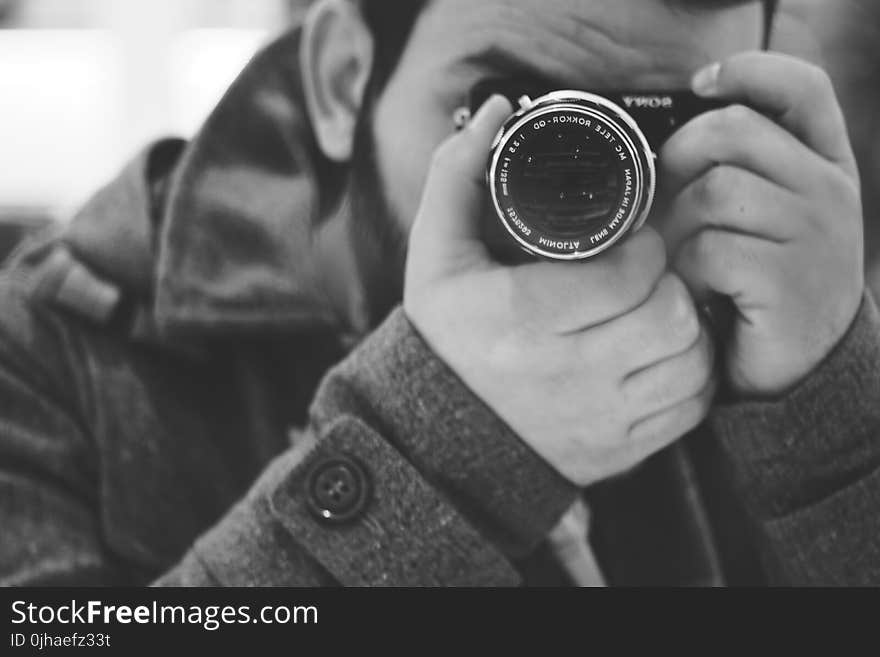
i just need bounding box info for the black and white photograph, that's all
[1,0,879,622]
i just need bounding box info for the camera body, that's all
[468,82,723,261]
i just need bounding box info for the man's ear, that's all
[300,0,375,163]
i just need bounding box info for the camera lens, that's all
[488,91,655,260]
[511,123,623,237]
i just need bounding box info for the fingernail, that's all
[480,93,512,116]
[692,62,721,96]
[471,94,512,130]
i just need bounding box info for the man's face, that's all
[367,0,764,234]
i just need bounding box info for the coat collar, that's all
[59,28,396,346]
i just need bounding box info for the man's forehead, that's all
[408,0,763,89]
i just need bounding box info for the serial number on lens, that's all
[10,632,112,650]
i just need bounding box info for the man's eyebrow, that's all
[459,44,570,90]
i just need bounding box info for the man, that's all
[1,0,877,586]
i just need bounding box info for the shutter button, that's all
[305,455,371,524]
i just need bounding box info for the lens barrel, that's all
[488,91,655,260]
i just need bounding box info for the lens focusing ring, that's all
[488,90,656,260]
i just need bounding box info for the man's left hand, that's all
[658,51,865,398]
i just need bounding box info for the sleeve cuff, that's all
[160,418,520,586]
[267,416,520,586]
[309,307,579,558]
[710,293,880,518]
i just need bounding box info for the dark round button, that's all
[305,455,371,525]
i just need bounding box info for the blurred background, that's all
[0,0,878,269]
[0,0,308,257]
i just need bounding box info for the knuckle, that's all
[651,342,714,408]
[677,306,702,351]
[653,270,681,300]
[696,166,734,211]
[717,104,754,132]
[624,226,667,268]
[692,229,720,266]
[807,64,833,94]
[696,330,715,373]
[696,379,715,413]
[683,397,709,430]
[685,336,715,392]
[702,108,728,135]
[632,378,668,413]
[823,167,860,212]
[672,395,710,437]
[662,275,701,348]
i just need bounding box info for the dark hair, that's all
[361,0,427,91]
[361,0,778,90]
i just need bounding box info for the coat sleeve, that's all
[0,277,577,586]
[710,293,880,585]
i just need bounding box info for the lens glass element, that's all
[490,98,649,259]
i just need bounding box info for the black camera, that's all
[460,81,723,261]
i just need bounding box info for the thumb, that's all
[408,94,512,270]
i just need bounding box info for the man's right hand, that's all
[404,95,716,487]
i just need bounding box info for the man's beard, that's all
[344,101,410,327]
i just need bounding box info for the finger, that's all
[658,165,798,256]
[582,273,701,374]
[691,52,857,176]
[660,103,830,196]
[409,94,513,251]
[621,322,714,419]
[515,227,667,333]
[672,228,779,304]
[626,376,717,450]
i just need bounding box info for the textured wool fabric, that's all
[310,309,579,559]
[712,295,880,519]
[175,306,574,586]
[270,416,521,586]
[710,295,880,585]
